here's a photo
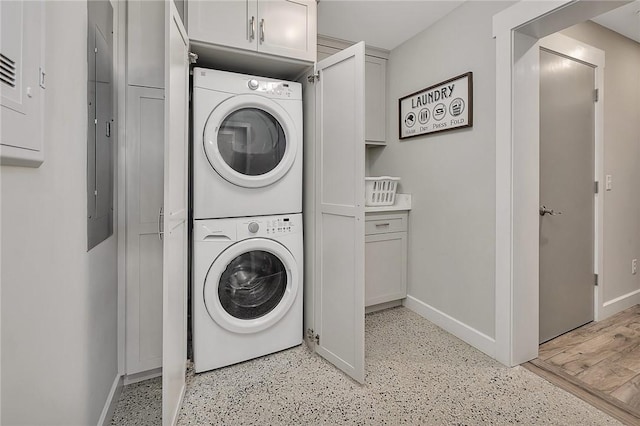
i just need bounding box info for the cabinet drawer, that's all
[365,213,407,235]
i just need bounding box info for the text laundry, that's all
[411,84,455,108]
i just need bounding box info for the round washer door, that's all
[204,238,299,334]
[203,94,297,188]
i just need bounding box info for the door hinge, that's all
[594,181,599,194]
[594,88,599,102]
[595,273,599,286]
[307,71,320,83]
[188,52,198,64]
[306,328,319,344]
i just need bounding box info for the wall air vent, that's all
[0,53,17,87]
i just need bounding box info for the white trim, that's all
[365,299,403,314]
[601,289,640,319]
[403,295,496,358]
[97,375,123,426]
[540,33,605,66]
[123,367,163,386]
[114,0,127,377]
[317,34,390,60]
[493,0,623,366]
[492,1,569,38]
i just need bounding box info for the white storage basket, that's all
[365,177,400,206]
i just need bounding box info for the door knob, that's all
[540,205,562,216]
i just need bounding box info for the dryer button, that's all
[248,79,259,90]
[248,222,260,233]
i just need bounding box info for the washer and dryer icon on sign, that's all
[404,112,417,127]
[404,98,465,128]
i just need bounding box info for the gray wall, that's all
[561,21,640,304]
[1,2,119,424]
[370,1,512,338]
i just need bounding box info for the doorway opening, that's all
[494,0,639,366]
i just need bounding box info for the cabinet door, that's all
[125,86,164,375]
[162,2,189,424]
[365,232,407,306]
[314,42,365,384]
[257,0,316,61]
[187,0,257,51]
[128,0,165,89]
[365,55,386,143]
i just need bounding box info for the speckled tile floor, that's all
[111,376,161,425]
[113,307,622,425]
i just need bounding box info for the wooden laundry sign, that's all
[399,72,473,139]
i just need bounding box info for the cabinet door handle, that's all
[260,18,265,43]
[375,223,390,227]
[158,206,164,241]
[249,16,255,41]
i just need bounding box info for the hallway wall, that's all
[370,1,513,347]
[560,21,640,314]
[1,2,119,424]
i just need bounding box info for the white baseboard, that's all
[123,367,162,385]
[98,374,123,426]
[403,295,496,358]
[600,288,640,320]
[365,299,403,314]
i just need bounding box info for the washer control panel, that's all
[266,217,294,234]
[237,214,301,239]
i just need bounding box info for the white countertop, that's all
[365,193,412,213]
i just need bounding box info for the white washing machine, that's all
[192,213,303,373]
[193,68,303,219]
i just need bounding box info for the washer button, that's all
[248,222,260,233]
[248,79,259,90]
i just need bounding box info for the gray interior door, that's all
[539,48,595,344]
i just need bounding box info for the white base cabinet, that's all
[365,212,408,306]
[125,86,165,375]
[124,0,166,377]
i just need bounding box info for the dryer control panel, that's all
[247,79,295,99]
[193,68,303,101]
[237,214,302,239]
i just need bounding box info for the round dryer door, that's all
[203,238,299,334]
[203,94,298,188]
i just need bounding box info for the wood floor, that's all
[529,304,640,424]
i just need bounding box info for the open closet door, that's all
[162,1,189,424]
[314,42,366,383]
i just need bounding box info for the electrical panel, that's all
[87,0,114,250]
[0,1,45,167]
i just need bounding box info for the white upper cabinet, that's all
[317,40,388,145]
[188,0,316,62]
[257,1,316,61]
[364,55,386,144]
[188,1,256,52]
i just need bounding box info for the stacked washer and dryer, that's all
[192,68,303,373]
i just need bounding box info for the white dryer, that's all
[192,213,303,373]
[193,68,302,219]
